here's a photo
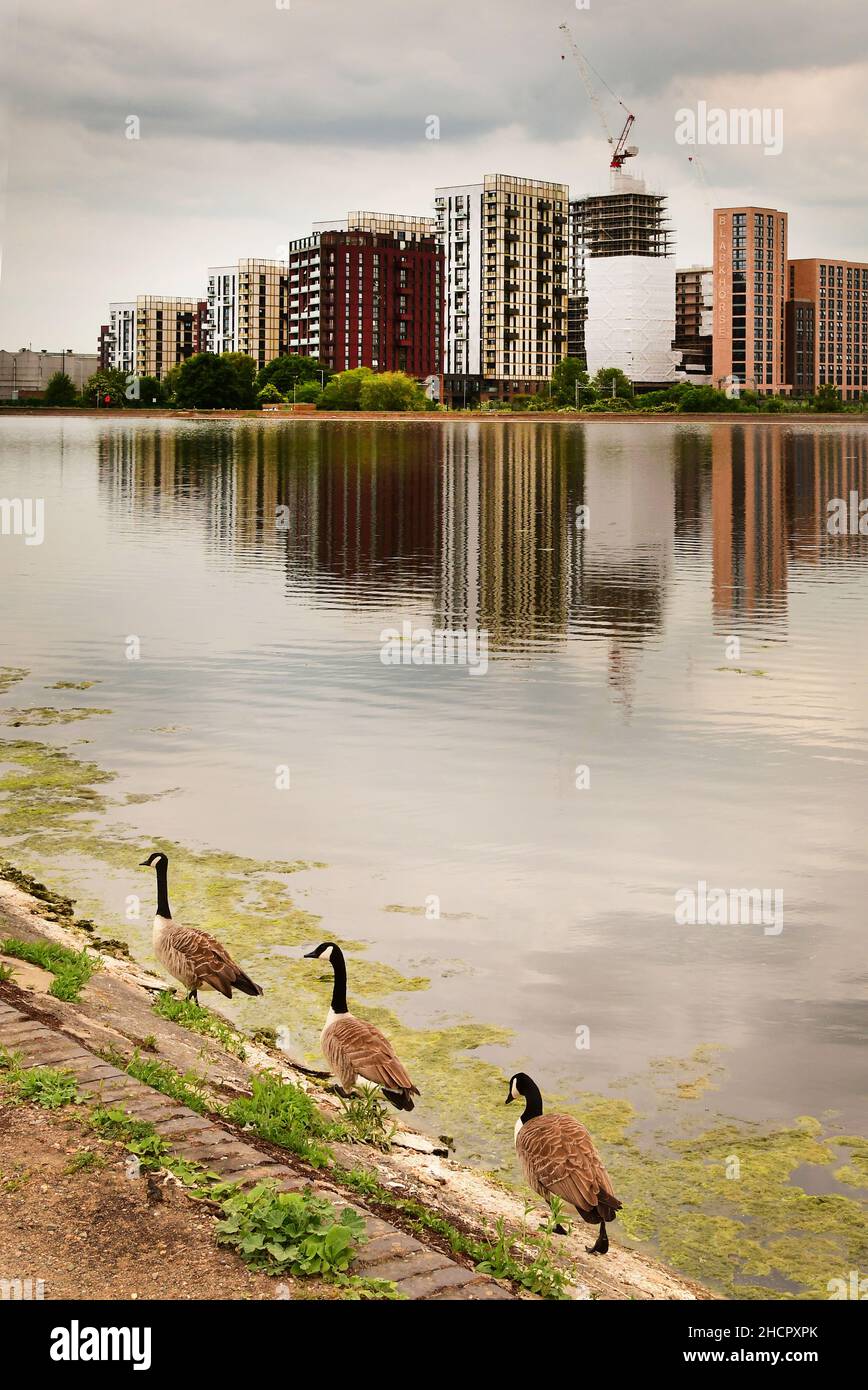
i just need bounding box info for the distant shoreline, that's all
[1,407,864,425]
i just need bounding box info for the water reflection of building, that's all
[297,425,442,594]
[96,421,868,681]
[787,429,868,565]
[97,426,283,554]
[711,425,788,627]
[712,425,868,629]
[435,424,575,647]
[580,429,675,698]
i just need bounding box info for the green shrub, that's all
[581,396,634,413]
[257,382,285,405]
[215,1182,366,1276]
[43,373,78,407]
[291,381,323,404]
[337,1088,396,1149]
[255,355,329,397]
[318,367,373,411]
[358,371,430,412]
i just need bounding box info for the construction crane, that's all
[559,22,638,172]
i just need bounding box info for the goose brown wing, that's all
[326,1015,418,1093]
[165,925,250,998]
[516,1114,621,1219]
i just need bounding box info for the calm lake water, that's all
[1,415,867,1154]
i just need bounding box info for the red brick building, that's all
[787,258,868,399]
[97,324,111,370]
[712,206,788,395]
[286,220,443,377]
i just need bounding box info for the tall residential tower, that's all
[204,259,288,370]
[712,206,788,395]
[106,296,203,381]
[286,213,442,376]
[435,174,569,406]
[787,258,868,399]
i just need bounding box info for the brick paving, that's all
[0,999,515,1301]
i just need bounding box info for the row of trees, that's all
[502,359,858,415]
[38,354,434,413]
[31,355,860,415]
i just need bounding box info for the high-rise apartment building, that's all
[787,258,868,399]
[674,265,713,382]
[134,297,201,380]
[571,172,676,384]
[435,174,569,406]
[106,296,203,380]
[205,259,287,370]
[286,215,443,376]
[107,302,137,375]
[712,207,788,395]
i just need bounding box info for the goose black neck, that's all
[521,1078,544,1124]
[329,947,348,1014]
[155,860,172,920]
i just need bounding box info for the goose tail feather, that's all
[234,972,264,997]
[382,1088,416,1112]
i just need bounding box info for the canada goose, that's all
[140,851,263,1004]
[304,941,420,1111]
[506,1072,622,1254]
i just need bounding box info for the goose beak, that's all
[505,1090,514,1105]
[139,860,150,867]
[303,949,318,959]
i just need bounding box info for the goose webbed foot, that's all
[552,1223,568,1236]
[586,1221,609,1255]
[185,989,198,1005]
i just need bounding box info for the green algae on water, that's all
[2,707,112,727]
[0,668,28,693]
[384,903,480,920]
[605,1113,868,1299]
[832,1137,868,1189]
[0,738,113,836]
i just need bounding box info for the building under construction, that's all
[569,173,677,384]
[673,265,713,383]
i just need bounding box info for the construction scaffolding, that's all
[568,175,674,369]
[571,183,673,265]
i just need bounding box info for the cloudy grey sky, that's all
[0,0,866,350]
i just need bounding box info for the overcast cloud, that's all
[0,0,866,349]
